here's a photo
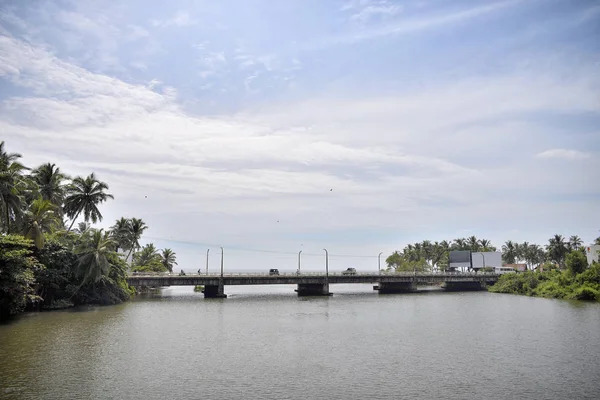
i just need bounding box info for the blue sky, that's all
[1,0,599,272]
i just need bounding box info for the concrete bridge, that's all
[126,272,499,298]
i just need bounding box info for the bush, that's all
[567,285,600,301]
[566,251,588,275]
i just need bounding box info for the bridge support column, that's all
[203,282,227,298]
[295,283,332,296]
[442,281,485,291]
[374,281,417,294]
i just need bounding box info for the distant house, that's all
[585,245,600,266]
[503,263,528,272]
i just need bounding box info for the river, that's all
[1,284,599,400]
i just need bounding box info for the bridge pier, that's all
[443,281,486,291]
[203,282,227,298]
[295,283,332,296]
[374,281,417,294]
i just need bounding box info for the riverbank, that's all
[488,263,600,301]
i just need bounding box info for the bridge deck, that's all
[126,272,499,287]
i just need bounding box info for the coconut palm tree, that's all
[64,173,114,231]
[110,217,130,252]
[568,235,583,251]
[0,142,28,233]
[124,218,148,262]
[75,222,92,234]
[467,236,479,251]
[133,243,160,268]
[546,234,568,267]
[502,240,518,264]
[452,238,467,251]
[161,248,177,272]
[20,198,61,249]
[31,163,69,209]
[75,229,116,285]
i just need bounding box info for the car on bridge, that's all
[342,267,357,275]
[269,269,280,276]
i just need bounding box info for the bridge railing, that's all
[128,271,499,278]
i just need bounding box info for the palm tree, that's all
[133,243,160,267]
[568,235,583,251]
[64,173,114,231]
[20,198,60,249]
[467,236,479,251]
[75,222,92,234]
[502,240,518,264]
[452,238,467,251]
[0,141,28,233]
[75,229,116,285]
[546,234,568,267]
[31,163,69,209]
[124,218,148,262]
[110,217,130,252]
[161,248,177,272]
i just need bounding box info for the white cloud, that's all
[319,0,524,48]
[345,1,403,22]
[151,11,196,28]
[536,149,591,160]
[1,6,599,271]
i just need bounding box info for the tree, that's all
[566,250,588,275]
[64,173,114,231]
[0,141,28,233]
[568,235,583,251]
[502,240,518,264]
[0,235,42,319]
[110,217,130,252]
[30,163,69,209]
[124,218,148,262]
[74,229,116,285]
[523,244,545,270]
[161,248,177,272]
[133,243,165,272]
[467,236,479,251]
[546,234,568,267]
[20,198,61,249]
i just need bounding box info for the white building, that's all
[585,245,600,266]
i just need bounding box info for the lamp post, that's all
[220,247,224,278]
[323,248,329,280]
[378,252,383,275]
[479,252,486,273]
[298,250,302,275]
[206,248,210,275]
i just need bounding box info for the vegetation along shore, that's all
[1,140,599,320]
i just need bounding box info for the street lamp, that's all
[298,250,302,275]
[206,248,210,275]
[378,252,383,275]
[479,252,486,273]
[220,247,224,278]
[323,248,329,279]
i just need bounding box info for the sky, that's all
[1,0,599,273]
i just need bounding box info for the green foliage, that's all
[0,235,42,319]
[489,262,600,302]
[566,250,588,275]
[64,173,114,231]
[132,243,167,272]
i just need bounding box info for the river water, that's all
[1,284,599,400]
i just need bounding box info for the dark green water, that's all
[1,285,599,400]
